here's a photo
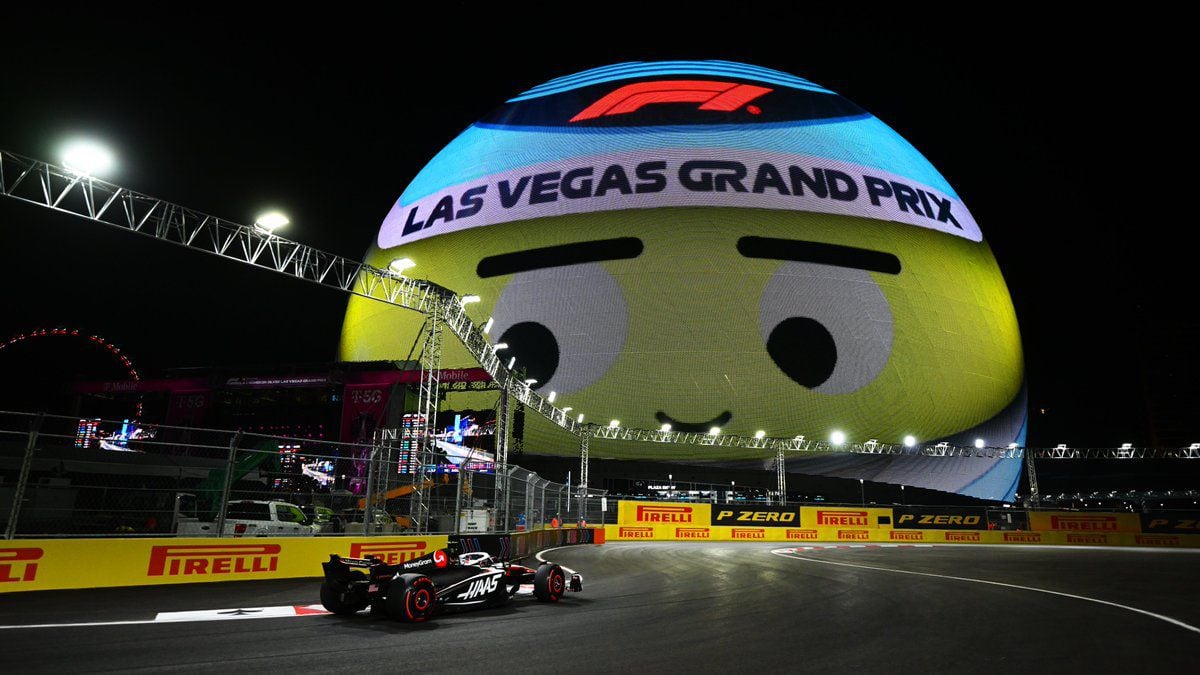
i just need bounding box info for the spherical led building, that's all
[341,61,1026,501]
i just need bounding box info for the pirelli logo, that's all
[1066,533,1108,545]
[1049,515,1119,531]
[1135,535,1181,547]
[786,529,818,540]
[675,527,710,539]
[349,541,427,564]
[0,547,42,583]
[889,531,924,541]
[1003,532,1041,543]
[731,528,765,540]
[945,531,980,542]
[636,505,693,523]
[147,544,281,577]
[838,530,869,541]
[818,510,869,526]
[618,527,654,539]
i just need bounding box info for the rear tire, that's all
[533,563,565,602]
[387,574,437,622]
[320,581,367,615]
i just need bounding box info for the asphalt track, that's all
[2,543,1198,672]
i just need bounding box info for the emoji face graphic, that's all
[341,62,1026,501]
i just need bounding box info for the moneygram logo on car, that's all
[635,505,693,523]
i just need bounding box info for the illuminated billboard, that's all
[341,61,1025,501]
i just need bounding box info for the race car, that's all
[319,547,582,623]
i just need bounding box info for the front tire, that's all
[533,563,565,602]
[320,581,367,615]
[387,574,437,622]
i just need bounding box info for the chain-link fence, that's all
[0,410,605,538]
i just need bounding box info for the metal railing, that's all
[0,410,604,539]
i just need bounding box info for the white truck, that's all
[173,494,319,536]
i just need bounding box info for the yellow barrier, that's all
[603,524,1200,548]
[1028,511,1141,533]
[0,535,447,594]
[608,501,1200,549]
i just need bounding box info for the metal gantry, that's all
[3,149,1198,468]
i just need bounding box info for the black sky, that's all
[0,6,1192,447]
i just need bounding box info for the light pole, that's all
[859,478,865,505]
[901,484,906,505]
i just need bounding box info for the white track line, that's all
[535,545,578,574]
[770,548,1200,635]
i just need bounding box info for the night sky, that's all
[1,7,1191,448]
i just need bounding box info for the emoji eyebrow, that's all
[737,236,901,274]
[476,237,644,278]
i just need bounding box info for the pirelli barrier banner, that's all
[1141,512,1200,535]
[893,507,987,530]
[607,501,1200,548]
[1027,511,1142,533]
[0,528,605,594]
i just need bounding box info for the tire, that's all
[533,563,565,602]
[320,581,368,615]
[387,574,437,623]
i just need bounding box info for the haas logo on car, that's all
[457,574,500,600]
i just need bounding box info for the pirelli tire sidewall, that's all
[389,574,437,622]
[534,563,565,603]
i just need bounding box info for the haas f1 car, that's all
[320,548,582,623]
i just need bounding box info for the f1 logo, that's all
[571,80,772,122]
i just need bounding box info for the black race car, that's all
[319,547,582,623]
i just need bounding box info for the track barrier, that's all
[605,501,1200,548]
[0,527,603,593]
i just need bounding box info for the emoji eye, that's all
[488,263,627,394]
[759,262,893,393]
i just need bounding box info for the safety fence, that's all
[603,500,1200,548]
[0,410,606,539]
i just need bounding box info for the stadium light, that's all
[492,342,508,351]
[754,430,766,439]
[61,139,115,177]
[460,294,481,306]
[830,430,846,445]
[903,435,916,447]
[577,414,584,423]
[708,427,721,436]
[548,391,556,403]
[1055,444,1069,450]
[974,438,985,449]
[609,420,620,428]
[388,258,415,275]
[1008,443,1019,449]
[507,357,516,369]
[1190,443,1200,451]
[660,423,672,432]
[254,211,289,234]
[483,317,494,334]
[1120,443,1133,450]
[524,378,537,385]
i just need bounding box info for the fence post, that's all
[4,413,43,540]
[453,466,465,536]
[214,430,243,538]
